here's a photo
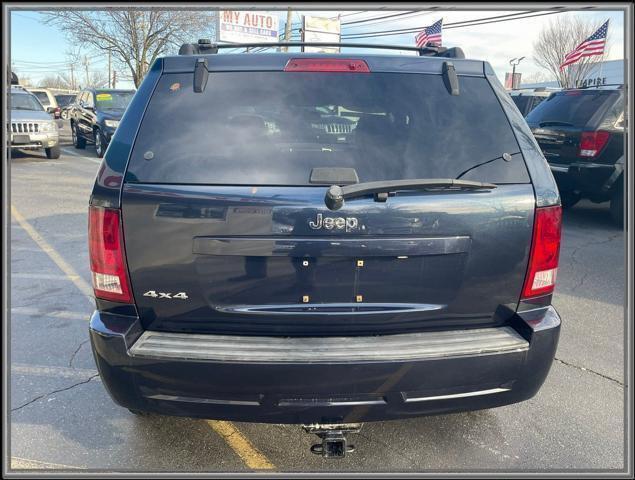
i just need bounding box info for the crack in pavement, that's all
[68,339,90,368]
[554,357,624,387]
[10,374,99,413]
[565,232,622,293]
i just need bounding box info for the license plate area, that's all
[196,253,467,308]
[12,134,30,144]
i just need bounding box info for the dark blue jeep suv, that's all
[88,41,562,456]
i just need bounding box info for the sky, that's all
[10,8,625,90]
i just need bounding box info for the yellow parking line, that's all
[11,456,83,470]
[12,205,274,471]
[11,205,93,299]
[207,420,275,470]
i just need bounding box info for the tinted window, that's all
[11,93,44,111]
[526,91,614,127]
[55,94,76,107]
[32,91,50,106]
[511,96,531,115]
[128,72,524,185]
[95,90,134,110]
[531,96,546,111]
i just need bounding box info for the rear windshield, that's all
[55,94,76,107]
[32,91,50,106]
[127,72,525,185]
[526,91,614,128]
[511,95,532,115]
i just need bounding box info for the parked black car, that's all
[71,88,135,158]
[54,93,77,120]
[509,87,560,116]
[88,41,562,457]
[526,86,625,225]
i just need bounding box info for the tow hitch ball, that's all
[303,423,363,458]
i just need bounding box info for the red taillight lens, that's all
[88,206,132,303]
[284,58,370,73]
[521,206,562,299]
[579,130,610,158]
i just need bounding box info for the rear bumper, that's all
[550,162,621,195]
[89,307,560,424]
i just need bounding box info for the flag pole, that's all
[597,19,609,87]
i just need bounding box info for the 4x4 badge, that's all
[143,290,189,300]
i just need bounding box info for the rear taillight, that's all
[284,58,370,73]
[521,205,562,299]
[578,130,610,157]
[88,206,132,303]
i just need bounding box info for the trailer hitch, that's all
[303,423,363,458]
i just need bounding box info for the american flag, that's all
[415,19,443,47]
[560,20,609,70]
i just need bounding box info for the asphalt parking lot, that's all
[8,122,626,472]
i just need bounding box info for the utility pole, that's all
[70,64,75,91]
[112,70,116,88]
[83,55,90,87]
[282,8,293,52]
[107,49,111,88]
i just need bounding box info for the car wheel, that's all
[610,180,624,228]
[94,129,106,158]
[45,145,61,159]
[560,191,581,209]
[73,124,86,149]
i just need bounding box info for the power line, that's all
[341,10,535,38]
[342,11,561,39]
[341,11,418,26]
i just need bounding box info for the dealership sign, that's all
[218,11,279,44]
[301,16,341,53]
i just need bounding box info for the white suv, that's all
[26,88,61,119]
[10,87,60,159]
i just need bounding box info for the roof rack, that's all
[563,83,623,90]
[179,39,465,59]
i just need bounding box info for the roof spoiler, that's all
[179,39,465,59]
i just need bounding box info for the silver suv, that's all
[10,86,60,159]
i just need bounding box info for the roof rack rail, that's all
[179,39,465,59]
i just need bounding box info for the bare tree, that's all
[41,9,216,87]
[533,17,609,88]
[39,74,71,89]
[39,70,107,89]
[11,68,33,87]
[521,70,553,85]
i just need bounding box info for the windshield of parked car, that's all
[127,72,528,185]
[526,91,614,128]
[11,93,45,111]
[94,91,135,110]
[55,94,76,107]
[31,91,50,106]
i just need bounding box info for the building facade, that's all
[519,59,624,89]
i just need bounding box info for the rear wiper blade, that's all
[538,121,575,127]
[324,178,496,211]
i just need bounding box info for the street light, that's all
[509,56,525,89]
